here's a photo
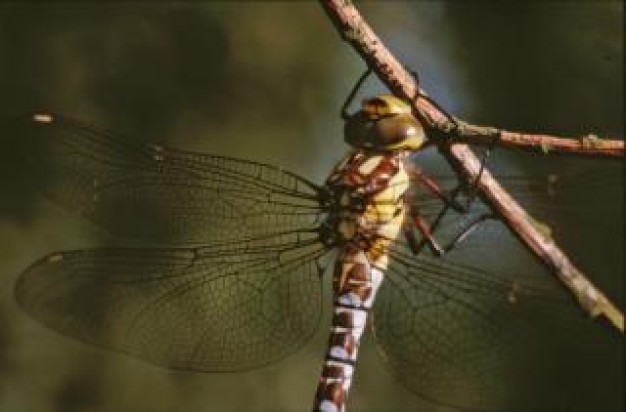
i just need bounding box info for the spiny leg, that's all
[403,178,497,257]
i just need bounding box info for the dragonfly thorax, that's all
[318,187,367,248]
[321,150,410,266]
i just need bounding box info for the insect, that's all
[6,85,620,411]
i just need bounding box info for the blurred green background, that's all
[0,2,622,412]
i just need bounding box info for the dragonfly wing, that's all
[16,230,329,371]
[410,162,623,242]
[371,240,613,411]
[7,113,323,244]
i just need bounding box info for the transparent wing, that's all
[10,113,334,371]
[7,113,324,244]
[372,233,618,411]
[375,157,623,410]
[412,163,623,239]
[15,229,329,371]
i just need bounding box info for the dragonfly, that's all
[5,88,620,411]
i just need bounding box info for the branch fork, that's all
[320,0,624,332]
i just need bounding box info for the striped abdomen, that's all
[314,249,384,412]
[314,150,409,411]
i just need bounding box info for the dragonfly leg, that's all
[458,134,499,207]
[406,164,468,213]
[439,212,497,253]
[405,165,469,254]
[405,201,445,257]
[405,133,500,254]
[341,67,373,120]
[405,198,497,256]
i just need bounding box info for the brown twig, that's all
[322,1,624,158]
[456,121,624,157]
[320,0,623,332]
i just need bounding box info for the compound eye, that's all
[362,97,390,119]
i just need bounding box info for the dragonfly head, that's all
[344,94,426,152]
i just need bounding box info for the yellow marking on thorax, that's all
[357,155,384,175]
[327,151,410,270]
[364,162,409,269]
[364,162,409,223]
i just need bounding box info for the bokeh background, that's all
[0,2,623,412]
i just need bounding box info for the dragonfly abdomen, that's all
[314,249,384,412]
[314,150,410,411]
